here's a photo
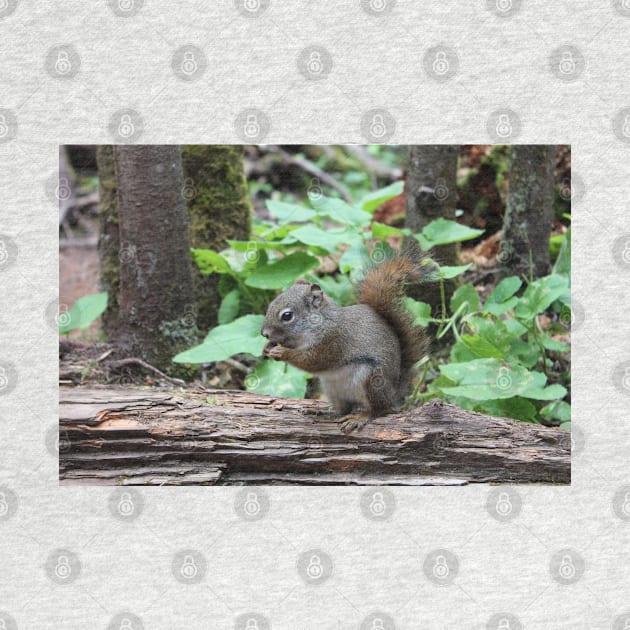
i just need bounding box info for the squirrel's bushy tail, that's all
[357,247,431,382]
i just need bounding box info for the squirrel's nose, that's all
[261,327,269,339]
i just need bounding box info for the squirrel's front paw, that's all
[265,343,287,361]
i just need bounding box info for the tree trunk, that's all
[405,145,460,311]
[499,145,556,279]
[113,146,197,371]
[59,385,570,486]
[96,145,120,336]
[181,145,252,332]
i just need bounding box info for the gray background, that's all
[1,1,629,628]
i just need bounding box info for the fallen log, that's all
[59,385,570,486]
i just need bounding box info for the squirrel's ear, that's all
[309,283,323,307]
[294,278,309,285]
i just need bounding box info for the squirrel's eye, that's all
[280,309,293,322]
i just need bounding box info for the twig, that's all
[107,358,187,387]
[264,145,355,203]
[344,145,403,180]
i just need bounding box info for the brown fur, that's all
[357,251,430,383]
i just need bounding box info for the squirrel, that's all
[261,247,432,432]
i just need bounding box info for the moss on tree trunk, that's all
[181,145,252,332]
[500,145,555,279]
[96,145,120,337]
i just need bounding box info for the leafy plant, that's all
[412,271,571,425]
[173,183,482,397]
[58,292,108,334]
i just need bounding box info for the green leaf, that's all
[307,273,354,305]
[313,196,372,226]
[339,242,370,273]
[552,227,571,279]
[266,200,316,224]
[287,225,352,252]
[440,358,562,401]
[217,289,240,325]
[540,401,571,422]
[540,336,569,352]
[246,359,308,398]
[483,276,522,315]
[371,222,407,239]
[475,397,538,423]
[192,249,234,275]
[403,298,432,327]
[515,275,570,319]
[450,284,480,316]
[419,218,484,247]
[428,264,471,280]
[359,181,404,213]
[173,314,265,363]
[459,334,506,359]
[245,252,320,289]
[58,292,108,334]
